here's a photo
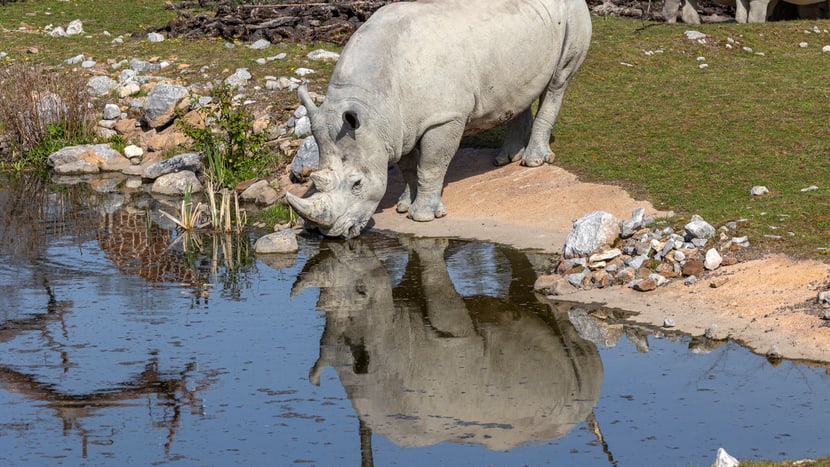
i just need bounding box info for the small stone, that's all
[254,230,299,253]
[248,39,271,50]
[684,31,707,41]
[567,271,587,288]
[799,42,809,48]
[705,324,729,340]
[648,273,669,287]
[721,256,738,267]
[632,278,657,292]
[589,248,621,263]
[751,185,769,196]
[818,290,830,307]
[684,275,697,286]
[682,259,704,276]
[663,318,675,328]
[615,267,636,285]
[307,49,340,61]
[685,214,715,240]
[704,248,723,270]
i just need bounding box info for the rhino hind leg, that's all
[408,119,464,222]
[493,108,532,166]
[523,89,561,167]
[523,45,589,168]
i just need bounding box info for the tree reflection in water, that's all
[294,234,607,460]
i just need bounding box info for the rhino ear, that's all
[342,110,360,131]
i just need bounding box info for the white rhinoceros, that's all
[663,0,828,23]
[286,0,592,238]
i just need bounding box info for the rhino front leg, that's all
[409,119,465,222]
[493,108,532,166]
[395,149,419,214]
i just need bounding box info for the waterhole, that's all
[0,176,828,466]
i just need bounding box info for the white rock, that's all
[563,211,622,259]
[704,248,723,270]
[589,248,622,263]
[147,32,165,42]
[248,39,271,50]
[823,45,830,53]
[307,49,340,61]
[65,54,84,65]
[799,41,809,48]
[123,144,143,159]
[294,67,315,76]
[684,30,707,40]
[712,447,739,467]
[66,19,84,36]
[750,185,769,195]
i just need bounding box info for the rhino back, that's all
[327,0,591,151]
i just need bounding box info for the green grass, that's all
[0,0,338,118]
[552,17,830,259]
[741,458,830,466]
[3,3,830,259]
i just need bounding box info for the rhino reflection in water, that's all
[294,235,603,450]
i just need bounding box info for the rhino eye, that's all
[343,110,360,131]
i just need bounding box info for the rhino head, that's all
[285,84,390,238]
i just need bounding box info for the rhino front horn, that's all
[285,191,333,226]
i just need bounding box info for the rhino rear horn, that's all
[298,82,318,119]
[310,169,337,193]
[285,191,334,226]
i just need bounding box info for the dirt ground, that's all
[368,148,830,366]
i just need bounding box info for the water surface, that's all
[0,176,828,466]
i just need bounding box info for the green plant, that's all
[255,203,296,230]
[159,186,210,230]
[108,133,129,153]
[178,84,274,188]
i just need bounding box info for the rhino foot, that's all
[522,149,555,167]
[408,196,447,222]
[396,189,412,213]
[493,147,524,166]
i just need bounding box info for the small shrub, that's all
[0,63,94,166]
[256,203,296,230]
[178,84,276,188]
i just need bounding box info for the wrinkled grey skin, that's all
[285,0,592,238]
[663,0,828,23]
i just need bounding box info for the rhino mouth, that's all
[320,215,370,239]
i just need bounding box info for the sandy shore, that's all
[367,148,830,365]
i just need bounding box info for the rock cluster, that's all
[27,19,343,202]
[154,0,397,46]
[536,209,750,295]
